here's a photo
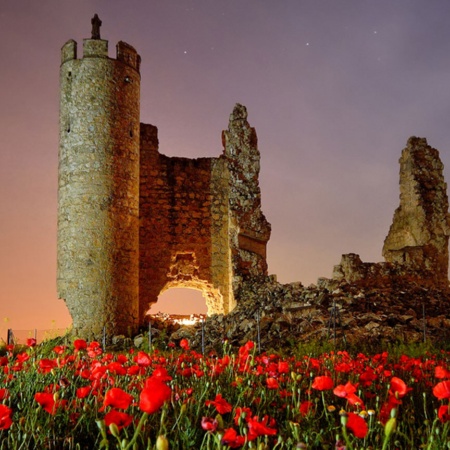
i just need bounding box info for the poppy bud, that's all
[384,417,397,437]
[109,423,120,438]
[156,435,169,450]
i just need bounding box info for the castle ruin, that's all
[57,18,449,341]
[57,20,270,338]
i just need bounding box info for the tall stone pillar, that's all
[383,137,450,287]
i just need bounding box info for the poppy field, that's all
[0,337,450,449]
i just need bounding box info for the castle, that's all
[58,17,450,341]
[57,17,271,338]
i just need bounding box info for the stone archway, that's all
[160,252,224,316]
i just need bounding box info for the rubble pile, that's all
[142,276,450,353]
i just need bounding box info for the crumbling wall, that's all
[327,137,450,290]
[139,106,271,320]
[383,137,450,286]
[222,104,271,296]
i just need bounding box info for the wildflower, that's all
[0,405,12,430]
[38,358,58,374]
[73,339,87,351]
[35,392,56,414]
[438,404,450,423]
[135,351,152,367]
[247,415,277,441]
[299,400,314,416]
[201,416,218,432]
[346,412,368,438]
[389,377,410,398]
[205,394,232,414]
[433,380,450,400]
[180,338,190,350]
[0,388,9,400]
[53,345,66,355]
[139,377,171,414]
[234,406,252,425]
[152,366,172,382]
[222,427,245,448]
[312,375,334,391]
[104,410,133,430]
[76,386,92,399]
[435,365,450,379]
[103,388,133,410]
[87,341,102,358]
[26,338,37,347]
[266,377,279,389]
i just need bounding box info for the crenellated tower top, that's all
[60,15,141,72]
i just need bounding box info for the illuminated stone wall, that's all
[58,38,141,339]
[57,30,271,337]
[139,104,271,319]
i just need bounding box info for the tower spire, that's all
[91,14,102,39]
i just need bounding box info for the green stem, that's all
[124,412,148,450]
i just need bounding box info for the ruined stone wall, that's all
[327,137,450,290]
[222,105,271,295]
[58,38,141,338]
[138,105,270,319]
[139,125,233,318]
[383,137,450,286]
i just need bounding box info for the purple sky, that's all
[1,1,450,333]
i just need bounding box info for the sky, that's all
[1,0,450,337]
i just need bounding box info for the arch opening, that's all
[148,287,207,316]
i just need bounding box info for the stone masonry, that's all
[383,137,450,286]
[57,18,449,342]
[57,19,270,339]
[330,137,450,289]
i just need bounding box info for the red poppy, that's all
[438,404,450,423]
[26,338,37,347]
[435,366,450,379]
[73,339,87,350]
[201,416,218,431]
[346,412,368,438]
[180,339,190,350]
[389,377,410,398]
[76,386,92,399]
[38,358,58,373]
[0,388,9,400]
[205,394,232,414]
[221,428,245,448]
[0,405,12,430]
[135,351,152,367]
[103,388,133,410]
[433,380,450,400]
[247,415,277,441]
[139,378,171,414]
[278,361,289,374]
[312,375,334,391]
[53,345,67,355]
[87,341,102,358]
[266,377,279,389]
[106,362,127,376]
[152,366,172,382]
[104,410,133,430]
[35,392,56,415]
[299,400,314,416]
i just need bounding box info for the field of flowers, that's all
[0,337,450,449]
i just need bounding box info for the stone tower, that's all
[57,20,141,338]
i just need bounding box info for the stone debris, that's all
[143,277,450,353]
